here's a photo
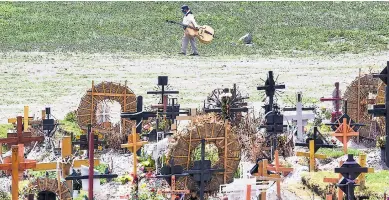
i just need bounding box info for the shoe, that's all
[189,53,199,56]
[178,52,186,55]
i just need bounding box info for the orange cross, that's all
[158,175,190,200]
[323,161,344,200]
[331,118,359,153]
[253,150,291,200]
[0,145,37,200]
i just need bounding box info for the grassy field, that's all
[1,2,389,56]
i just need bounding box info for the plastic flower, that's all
[140,183,147,189]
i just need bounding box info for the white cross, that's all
[217,162,269,200]
[283,92,315,141]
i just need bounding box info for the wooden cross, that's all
[296,138,330,172]
[326,101,364,132]
[255,159,284,200]
[155,159,190,200]
[33,135,100,191]
[267,150,293,177]
[357,154,374,189]
[249,150,290,199]
[368,61,389,167]
[330,118,360,154]
[0,145,37,200]
[323,154,374,200]
[0,116,44,148]
[283,92,315,141]
[334,154,369,200]
[320,82,342,123]
[121,126,148,177]
[257,71,286,113]
[185,139,225,200]
[323,161,344,200]
[8,106,33,132]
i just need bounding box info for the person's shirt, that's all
[182,11,199,28]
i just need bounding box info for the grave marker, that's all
[184,139,225,200]
[0,145,37,200]
[283,92,315,141]
[320,82,342,122]
[295,127,334,171]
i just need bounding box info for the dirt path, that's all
[1,51,388,123]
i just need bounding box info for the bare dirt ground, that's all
[0,51,388,123]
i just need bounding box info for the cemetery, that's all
[1,65,389,200]
[1,2,389,199]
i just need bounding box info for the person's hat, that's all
[181,5,189,10]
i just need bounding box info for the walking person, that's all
[179,5,199,56]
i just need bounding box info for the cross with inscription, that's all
[184,139,225,200]
[283,91,315,141]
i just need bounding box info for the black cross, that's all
[147,76,179,108]
[257,71,285,113]
[325,100,364,131]
[163,98,190,122]
[204,84,249,120]
[334,154,368,200]
[121,96,157,134]
[368,61,389,167]
[72,125,106,157]
[42,107,57,137]
[259,106,288,160]
[155,159,189,186]
[295,127,335,153]
[184,139,225,200]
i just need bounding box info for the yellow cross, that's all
[121,126,148,177]
[296,140,327,172]
[8,106,33,132]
